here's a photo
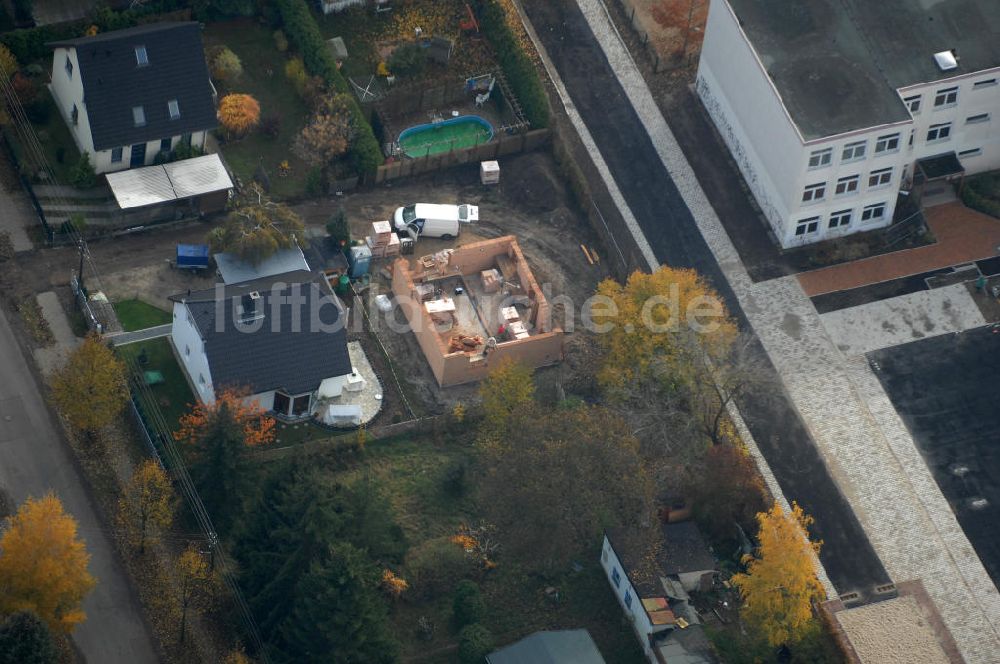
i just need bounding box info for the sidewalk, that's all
[798,203,1000,296]
[32,291,81,376]
[0,174,36,253]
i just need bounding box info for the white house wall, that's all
[696,0,803,242]
[600,536,657,661]
[49,47,95,157]
[170,301,215,405]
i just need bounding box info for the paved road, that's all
[521,0,890,595]
[0,306,159,663]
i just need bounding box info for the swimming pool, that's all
[398,115,494,158]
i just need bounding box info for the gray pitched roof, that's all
[173,271,352,396]
[487,630,606,664]
[50,22,216,152]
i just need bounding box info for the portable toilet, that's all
[349,244,372,279]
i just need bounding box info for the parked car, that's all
[392,203,478,240]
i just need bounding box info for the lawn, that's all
[328,435,646,663]
[117,337,194,433]
[203,19,312,200]
[114,299,172,332]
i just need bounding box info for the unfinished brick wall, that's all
[391,236,564,387]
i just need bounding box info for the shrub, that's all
[404,536,475,600]
[12,0,33,25]
[11,72,35,105]
[294,93,355,166]
[69,152,96,188]
[23,97,48,123]
[475,0,549,128]
[452,580,485,629]
[962,174,1000,219]
[305,167,325,196]
[442,458,468,497]
[285,57,322,106]
[218,93,261,137]
[387,43,426,78]
[325,207,350,246]
[212,47,243,83]
[273,29,288,52]
[260,113,281,138]
[0,44,18,78]
[172,141,204,161]
[458,624,494,664]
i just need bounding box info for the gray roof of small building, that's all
[487,630,605,664]
[171,270,351,396]
[214,246,311,285]
[606,521,717,596]
[50,22,217,151]
[725,0,1000,140]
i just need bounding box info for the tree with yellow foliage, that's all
[294,93,355,167]
[0,44,17,79]
[50,334,129,438]
[0,494,96,633]
[479,358,535,433]
[118,460,174,555]
[208,184,304,265]
[218,93,260,138]
[176,545,214,644]
[731,502,825,648]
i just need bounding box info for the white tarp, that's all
[321,404,362,427]
[107,153,233,210]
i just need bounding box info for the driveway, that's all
[0,304,159,661]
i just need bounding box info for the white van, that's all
[393,203,478,240]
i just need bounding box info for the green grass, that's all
[114,299,172,332]
[203,19,312,200]
[117,338,194,433]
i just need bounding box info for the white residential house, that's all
[601,523,717,662]
[697,0,1000,248]
[169,270,363,420]
[48,22,217,175]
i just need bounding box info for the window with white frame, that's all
[808,148,832,169]
[842,141,866,162]
[801,182,826,203]
[64,56,73,78]
[132,106,146,127]
[927,122,951,142]
[903,95,921,113]
[795,217,820,236]
[168,99,180,120]
[611,567,621,588]
[828,209,852,229]
[959,148,983,158]
[111,147,123,163]
[835,175,860,196]
[861,203,887,222]
[868,167,893,188]
[966,113,991,125]
[933,86,958,108]
[624,588,633,609]
[874,133,900,154]
[135,45,149,67]
[973,78,997,89]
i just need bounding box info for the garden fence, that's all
[615,0,701,72]
[374,127,550,183]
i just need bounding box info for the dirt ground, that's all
[0,152,611,416]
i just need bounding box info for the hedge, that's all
[275,0,383,174]
[962,174,1000,219]
[474,0,549,129]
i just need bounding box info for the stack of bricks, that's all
[366,221,400,258]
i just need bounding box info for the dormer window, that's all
[65,56,73,78]
[167,99,180,120]
[135,45,149,67]
[132,106,146,127]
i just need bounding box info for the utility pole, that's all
[77,238,86,292]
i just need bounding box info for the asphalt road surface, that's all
[871,327,1000,587]
[0,305,159,663]
[522,0,891,594]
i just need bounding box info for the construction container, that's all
[348,245,372,279]
[175,244,210,270]
[480,160,500,185]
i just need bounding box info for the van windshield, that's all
[459,206,468,221]
[402,205,416,223]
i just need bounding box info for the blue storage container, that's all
[176,244,210,270]
[348,245,372,279]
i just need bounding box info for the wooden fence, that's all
[373,128,550,183]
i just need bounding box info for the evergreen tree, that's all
[279,543,399,664]
[0,612,58,664]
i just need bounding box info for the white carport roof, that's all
[106,154,233,210]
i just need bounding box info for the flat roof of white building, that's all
[107,154,233,209]
[724,0,1000,140]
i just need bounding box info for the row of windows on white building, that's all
[903,76,997,116]
[794,201,888,237]
[801,167,895,204]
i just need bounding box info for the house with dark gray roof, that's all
[49,22,217,174]
[697,0,1000,248]
[168,270,362,420]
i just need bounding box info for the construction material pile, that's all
[448,333,484,353]
[366,220,400,258]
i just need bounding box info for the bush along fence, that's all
[473,0,549,129]
[961,173,1000,219]
[275,0,383,176]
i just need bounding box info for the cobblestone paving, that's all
[562,0,1000,660]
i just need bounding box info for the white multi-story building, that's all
[49,22,217,175]
[697,0,1000,247]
